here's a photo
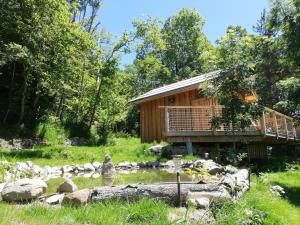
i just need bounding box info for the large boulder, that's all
[1,178,47,202]
[57,179,78,193]
[101,155,116,176]
[62,189,90,205]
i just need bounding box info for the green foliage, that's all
[132,8,213,94]
[184,167,210,181]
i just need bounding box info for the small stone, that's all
[62,189,90,205]
[270,185,285,197]
[195,197,210,209]
[46,194,64,205]
[149,145,163,154]
[57,179,78,193]
[118,162,132,168]
[83,163,95,172]
[92,162,101,170]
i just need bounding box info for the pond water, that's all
[45,169,197,195]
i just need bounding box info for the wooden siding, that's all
[139,89,218,143]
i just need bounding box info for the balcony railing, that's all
[163,106,300,140]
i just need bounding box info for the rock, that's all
[225,165,238,174]
[195,197,210,209]
[14,162,30,173]
[168,208,215,225]
[62,165,75,173]
[62,189,90,205]
[1,178,47,202]
[57,179,78,193]
[31,165,43,175]
[4,171,12,182]
[0,183,5,201]
[221,174,236,192]
[146,161,160,168]
[193,159,224,175]
[118,162,132,169]
[92,162,101,170]
[64,137,87,147]
[45,193,64,205]
[83,163,95,172]
[270,185,285,197]
[101,155,116,176]
[149,145,164,154]
[137,162,146,168]
[26,161,33,168]
[187,188,231,202]
[0,139,11,149]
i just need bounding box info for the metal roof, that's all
[130,70,220,104]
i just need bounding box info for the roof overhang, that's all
[129,70,220,104]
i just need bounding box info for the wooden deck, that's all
[162,106,300,143]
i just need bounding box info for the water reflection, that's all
[102,175,115,186]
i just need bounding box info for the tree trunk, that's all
[91,183,227,205]
[3,62,16,124]
[88,77,102,129]
[18,65,28,124]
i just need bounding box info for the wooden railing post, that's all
[260,110,266,136]
[165,107,169,135]
[292,121,297,140]
[272,111,279,138]
[284,117,288,139]
[211,105,216,135]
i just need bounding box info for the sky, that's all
[98,0,270,65]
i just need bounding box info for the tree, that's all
[201,26,262,133]
[132,8,213,94]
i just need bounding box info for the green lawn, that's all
[0,138,158,166]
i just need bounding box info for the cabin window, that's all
[168,96,176,104]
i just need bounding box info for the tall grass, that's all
[0,199,170,225]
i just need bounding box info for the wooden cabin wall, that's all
[139,89,218,143]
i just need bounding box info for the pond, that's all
[45,169,197,195]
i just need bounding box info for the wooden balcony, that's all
[162,106,300,143]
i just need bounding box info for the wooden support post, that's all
[260,110,266,136]
[186,139,193,155]
[176,172,181,207]
[272,111,279,138]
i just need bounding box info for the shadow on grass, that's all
[249,156,300,174]
[272,182,300,207]
[0,149,48,160]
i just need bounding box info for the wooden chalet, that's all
[130,71,300,155]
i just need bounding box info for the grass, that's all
[0,199,170,225]
[213,169,300,225]
[0,137,159,166]
[1,167,299,225]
